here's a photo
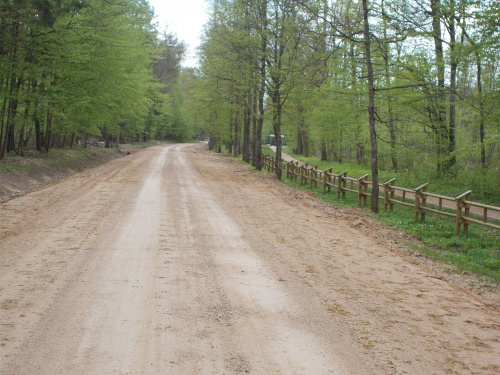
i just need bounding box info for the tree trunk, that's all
[270,1,284,182]
[431,0,448,173]
[296,104,309,157]
[0,91,8,159]
[447,0,457,170]
[45,114,52,152]
[302,130,309,157]
[0,78,4,156]
[233,92,240,157]
[6,75,20,153]
[460,12,487,168]
[362,0,379,213]
[381,0,397,170]
[18,125,25,156]
[19,78,32,157]
[243,92,251,163]
[338,120,343,163]
[321,140,327,161]
[2,23,20,158]
[255,0,267,171]
[228,96,234,155]
[103,129,112,148]
[31,80,43,152]
[34,115,42,151]
[296,128,303,154]
[24,127,32,148]
[356,140,364,165]
[251,90,257,167]
[272,86,282,180]
[477,57,486,167]
[208,136,216,150]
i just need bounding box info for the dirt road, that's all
[1,144,499,374]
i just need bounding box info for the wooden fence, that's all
[262,155,500,233]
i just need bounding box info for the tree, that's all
[361,0,379,212]
[196,0,499,204]
[0,0,159,157]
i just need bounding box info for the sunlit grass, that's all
[282,147,499,206]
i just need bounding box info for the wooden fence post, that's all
[421,184,428,222]
[414,183,429,222]
[301,163,308,185]
[311,166,318,189]
[455,190,473,233]
[337,172,347,199]
[357,174,369,206]
[383,178,396,211]
[456,196,463,233]
[324,168,332,194]
[464,191,471,232]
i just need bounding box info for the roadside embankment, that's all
[0,146,137,203]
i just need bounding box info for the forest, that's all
[1,0,499,211]
[194,0,500,210]
[0,0,196,157]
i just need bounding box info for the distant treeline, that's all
[0,0,197,158]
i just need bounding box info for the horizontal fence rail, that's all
[262,155,500,233]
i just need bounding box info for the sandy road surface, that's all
[1,144,499,374]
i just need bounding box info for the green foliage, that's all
[194,0,262,149]
[146,32,195,142]
[0,0,195,156]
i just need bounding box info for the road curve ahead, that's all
[1,144,499,375]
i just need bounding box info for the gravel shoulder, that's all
[0,143,499,374]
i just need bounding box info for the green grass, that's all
[375,207,499,281]
[261,146,275,156]
[258,146,500,282]
[282,147,500,206]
